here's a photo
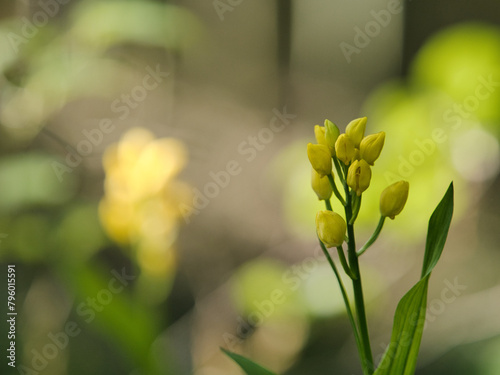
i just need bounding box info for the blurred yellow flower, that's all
[103,128,187,202]
[99,127,191,287]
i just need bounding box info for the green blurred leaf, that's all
[374,183,454,375]
[8,213,51,262]
[70,1,201,51]
[61,264,170,375]
[0,153,76,213]
[221,348,278,375]
[54,202,107,263]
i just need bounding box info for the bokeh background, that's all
[1,0,500,374]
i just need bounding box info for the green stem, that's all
[324,199,333,211]
[349,193,362,225]
[357,216,386,256]
[318,240,365,367]
[327,174,346,206]
[333,156,345,183]
[337,246,357,280]
[344,183,374,374]
[341,162,349,180]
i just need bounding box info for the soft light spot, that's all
[451,127,500,182]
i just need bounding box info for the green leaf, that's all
[421,182,454,278]
[374,182,454,375]
[373,276,429,375]
[221,348,278,375]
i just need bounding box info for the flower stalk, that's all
[327,174,346,207]
[225,116,452,375]
[357,216,386,256]
[306,117,411,375]
[318,239,366,370]
[344,182,374,375]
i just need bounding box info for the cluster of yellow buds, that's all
[340,117,385,194]
[308,118,386,198]
[307,117,409,250]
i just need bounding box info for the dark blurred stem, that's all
[277,0,292,104]
[344,181,374,374]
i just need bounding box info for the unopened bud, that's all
[360,132,385,165]
[324,119,340,155]
[316,210,346,248]
[314,125,327,145]
[380,181,409,219]
[335,134,355,165]
[347,159,371,196]
[307,143,332,177]
[345,117,367,148]
[311,169,333,200]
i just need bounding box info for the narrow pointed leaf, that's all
[221,348,278,375]
[421,182,454,278]
[374,183,454,375]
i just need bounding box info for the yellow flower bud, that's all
[353,148,361,161]
[345,117,367,148]
[307,143,332,177]
[316,210,347,248]
[347,159,371,196]
[360,132,385,165]
[314,125,327,145]
[380,181,409,219]
[324,119,340,154]
[335,134,355,165]
[311,169,333,200]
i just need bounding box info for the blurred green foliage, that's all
[0,153,76,212]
